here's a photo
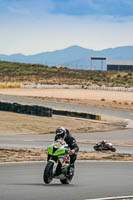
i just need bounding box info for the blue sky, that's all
[1,0,133,55]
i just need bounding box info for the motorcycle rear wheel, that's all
[43,161,54,184]
[60,167,74,184]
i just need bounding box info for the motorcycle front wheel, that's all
[43,161,54,184]
[111,148,116,152]
[94,146,100,151]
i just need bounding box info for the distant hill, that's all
[0,45,133,69]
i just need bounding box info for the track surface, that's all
[0,161,133,200]
[1,130,133,153]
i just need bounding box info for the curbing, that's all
[96,115,101,120]
[0,101,101,120]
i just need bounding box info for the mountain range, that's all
[0,45,133,69]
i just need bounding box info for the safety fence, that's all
[84,85,133,92]
[21,83,133,92]
[0,101,101,120]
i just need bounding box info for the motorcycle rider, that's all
[55,127,79,169]
[99,140,107,149]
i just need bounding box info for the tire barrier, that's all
[0,101,52,117]
[53,109,101,120]
[0,101,101,120]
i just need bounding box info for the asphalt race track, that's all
[0,161,133,200]
[1,140,133,200]
[1,130,133,153]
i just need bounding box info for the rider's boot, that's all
[67,163,75,176]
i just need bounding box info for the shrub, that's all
[128,72,132,76]
[117,74,121,78]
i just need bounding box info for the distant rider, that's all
[99,140,107,149]
[55,127,79,169]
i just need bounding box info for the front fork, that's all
[48,160,58,175]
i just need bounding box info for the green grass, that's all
[0,61,133,87]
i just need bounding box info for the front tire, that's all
[94,146,100,151]
[111,148,116,152]
[43,161,54,184]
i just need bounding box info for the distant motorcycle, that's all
[94,142,116,152]
[43,139,74,184]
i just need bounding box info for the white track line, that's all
[85,195,133,200]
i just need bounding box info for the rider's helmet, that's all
[101,140,107,145]
[56,127,67,140]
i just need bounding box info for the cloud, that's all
[1,0,133,20]
[0,0,54,16]
[50,0,133,19]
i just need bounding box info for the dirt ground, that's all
[2,146,133,163]
[1,147,133,162]
[0,88,133,110]
[0,111,126,135]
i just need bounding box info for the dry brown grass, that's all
[1,147,133,162]
[0,82,20,88]
[0,111,124,135]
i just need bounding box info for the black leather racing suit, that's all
[55,129,79,166]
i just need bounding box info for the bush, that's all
[117,74,121,78]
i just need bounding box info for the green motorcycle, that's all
[43,139,74,184]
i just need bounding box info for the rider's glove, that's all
[69,149,75,155]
